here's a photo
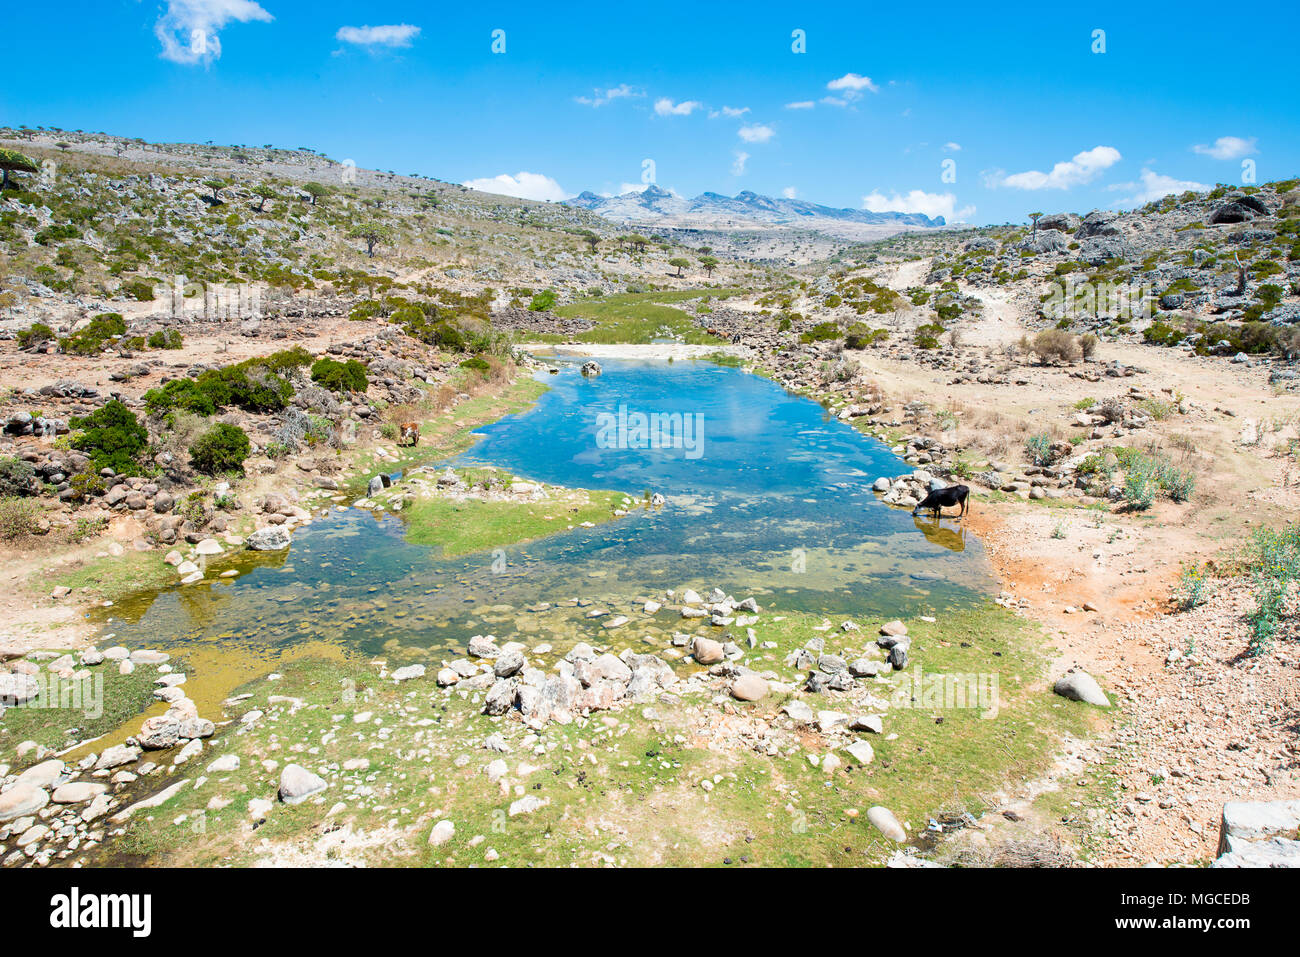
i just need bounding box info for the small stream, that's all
[87,357,993,663]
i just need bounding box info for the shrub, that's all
[1157,462,1196,502]
[1031,328,1082,363]
[16,322,54,350]
[70,400,148,475]
[189,423,251,475]
[1123,459,1156,509]
[914,322,945,349]
[1079,333,1098,358]
[1173,564,1209,611]
[122,278,156,301]
[800,321,841,343]
[147,329,183,349]
[1143,320,1185,346]
[60,313,127,355]
[0,496,40,541]
[844,323,888,349]
[310,358,368,393]
[1242,523,1300,655]
[0,456,38,496]
[69,515,108,544]
[1024,433,1053,466]
[529,289,557,311]
[144,377,217,416]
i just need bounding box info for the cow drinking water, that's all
[911,484,970,519]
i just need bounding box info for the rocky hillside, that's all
[0,127,778,333]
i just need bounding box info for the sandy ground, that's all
[857,268,1300,864]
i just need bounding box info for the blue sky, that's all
[2,0,1297,225]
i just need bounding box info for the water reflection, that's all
[912,516,969,553]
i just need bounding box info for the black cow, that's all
[911,484,970,519]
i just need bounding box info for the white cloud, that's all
[462,172,570,203]
[785,101,815,110]
[1110,168,1208,205]
[820,96,848,108]
[738,124,774,144]
[1192,136,1257,160]
[826,73,878,101]
[782,186,798,199]
[154,0,273,65]
[336,24,421,48]
[943,142,962,152]
[575,83,642,107]
[731,151,750,176]
[991,145,1122,190]
[616,183,650,196]
[862,189,974,222]
[710,105,750,118]
[654,97,703,116]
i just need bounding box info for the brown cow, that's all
[399,422,420,447]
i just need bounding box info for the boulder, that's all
[1053,669,1110,707]
[691,637,725,665]
[428,820,456,847]
[246,526,292,550]
[0,784,49,822]
[867,806,908,842]
[730,674,769,701]
[52,781,108,804]
[0,672,40,705]
[279,764,328,805]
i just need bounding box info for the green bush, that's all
[843,323,888,349]
[0,456,37,496]
[144,349,307,416]
[145,378,217,417]
[34,223,79,246]
[16,322,54,349]
[70,400,149,475]
[1123,459,1156,509]
[189,423,251,476]
[60,313,127,355]
[122,278,156,301]
[310,358,368,393]
[529,289,557,311]
[913,322,945,349]
[800,321,841,343]
[1024,433,1053,466]
[147,329,183,349]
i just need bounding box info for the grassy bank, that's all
[550,289,736,345]
[398,482,630,556]
[0,650,162,755]
[93,599,1103,867]
[45,549,176,604]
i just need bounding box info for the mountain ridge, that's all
[565,185,945,235]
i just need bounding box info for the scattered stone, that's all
[1053,669,1110,707]
[279,764,328,805]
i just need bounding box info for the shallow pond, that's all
[90,357,992,662]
